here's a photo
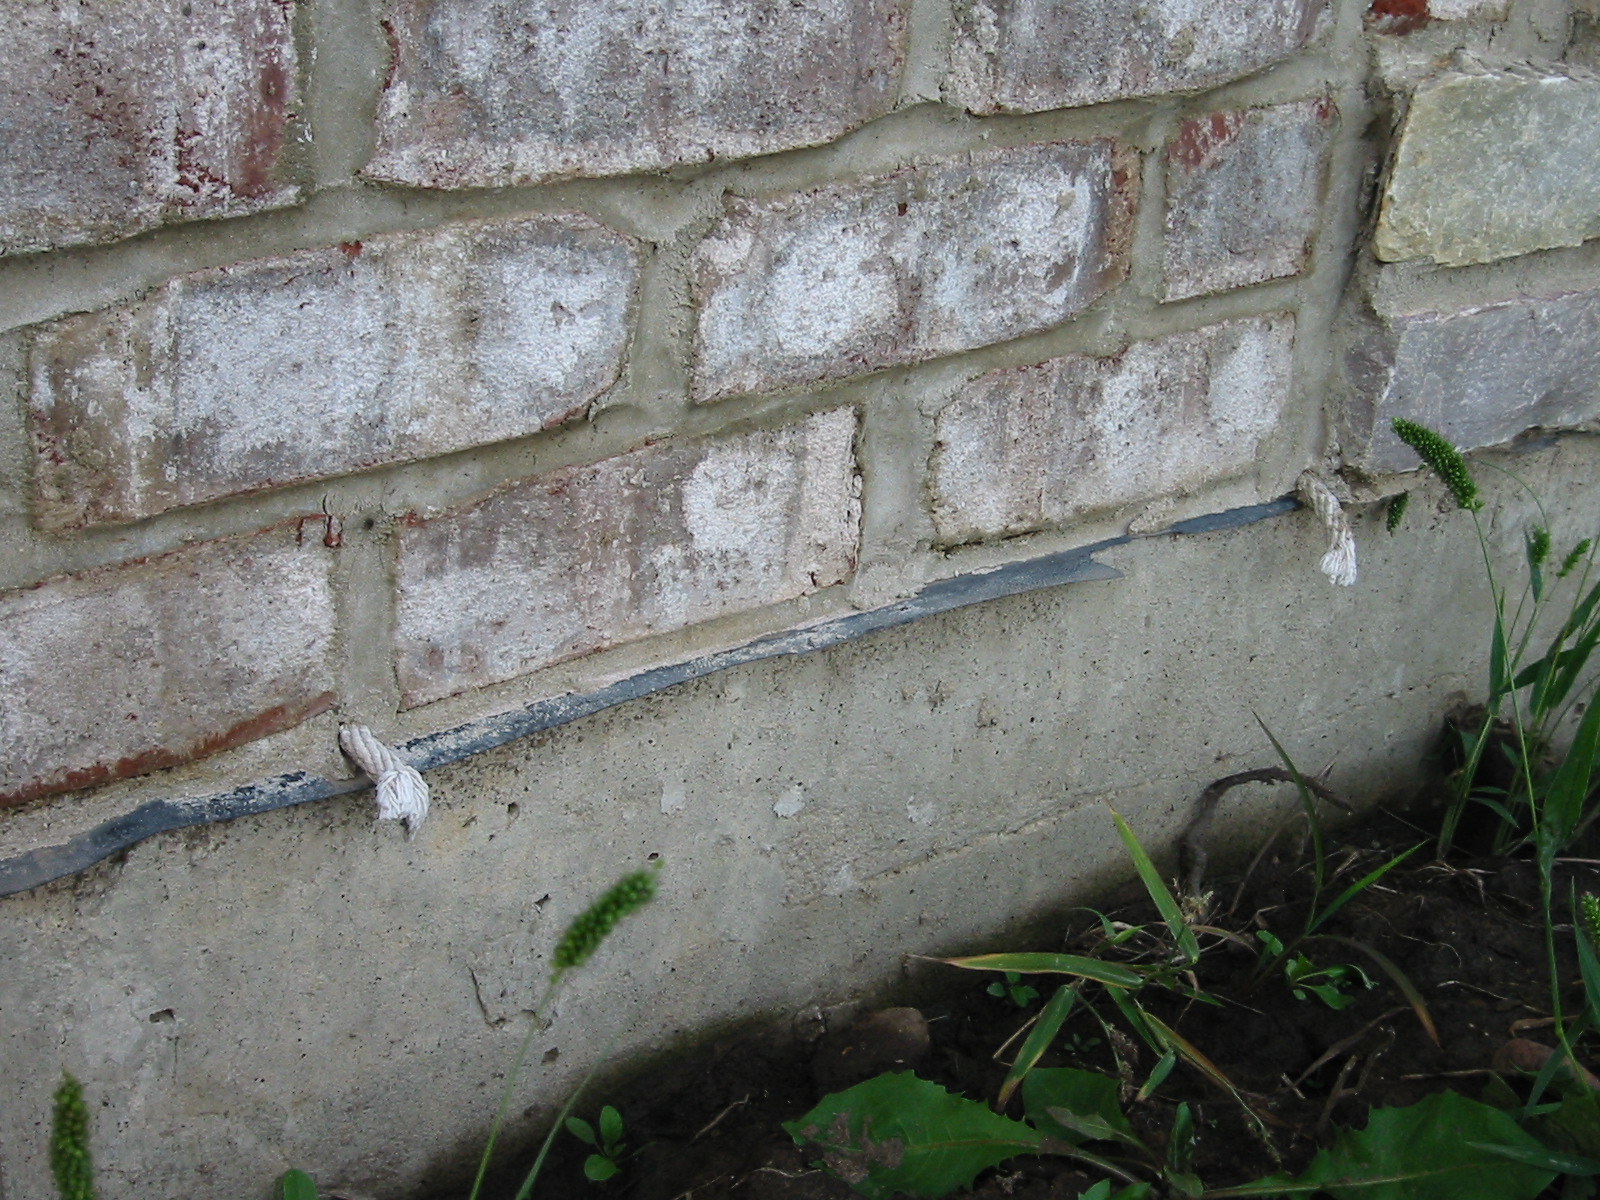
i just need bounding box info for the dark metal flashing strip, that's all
[0,496,1299,899]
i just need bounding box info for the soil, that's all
[462,800,1600,1200]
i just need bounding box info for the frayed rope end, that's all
[1298,471,1358,588]
[339,725,429,839]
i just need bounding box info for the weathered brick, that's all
[1,0,299,257]
[1375,65,1600,266]
[395,409,860,706]
[1163,100,1336,301]
[29,216,640,530]
[931,316,1295,544]
[365,0,908,189]
[946,0,1321,115]
[0,525,335,808]
[1339,287,1600,473]
[1367,0,1508,36]
[692,142,1136,402]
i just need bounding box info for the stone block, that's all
[365,0,908,188]
[0,526,335,808]
[1,0,300,257]
[931,316,1295,544]
[28,215,640,529]
[1339,287,1600,472]
[1163,99,1336,301]
[395,409,860,706]
[946,0,1322,114]
[691,142,1136,401]
[1375,65,1600,266]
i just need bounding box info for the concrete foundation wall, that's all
[4,0,1600,1195]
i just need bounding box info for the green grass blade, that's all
[1305,844,1422,936]
[997,984,1078,1108]
[1253,717,1326,909]
[1538,688,1600,865]
[1110,810,1200,965]
[937,953,1143,989]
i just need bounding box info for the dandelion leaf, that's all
[1296,1090,1553,1200]
[785,1072,1042,1199]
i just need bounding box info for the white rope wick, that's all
[339,725,430,838]
[1298,471,1357,587]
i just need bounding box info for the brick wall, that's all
[4,0,1600,837]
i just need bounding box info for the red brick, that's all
[28,216,640,529]
[0,0,300,256]
[366,0,908,188]
[0,525,336,808]
[946,0,1321,114]
[1163,100,1336,301]
[932,317,1296,544]
[395,409,860,706]
[691,142,1136,401]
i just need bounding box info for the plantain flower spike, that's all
[1385,492,1410,534]
[1391,419,1482,511]
[1582,893,1600,953]
[551,862,661,976]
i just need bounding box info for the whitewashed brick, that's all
[366,0,908,188]
[29,216,640,529]
[946,0,1322,114]
[932,317,1296,543]
[692,142,1136,401]
[0,526,334,808]
[395,409,861,706]
[1163,100,1336,301]
[1340,288,1600,472]
[1376,65,1600,266]
[1,0,300,256]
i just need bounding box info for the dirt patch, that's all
[459,806,1600,1200]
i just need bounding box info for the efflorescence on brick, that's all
[366,0,909,187]
[0,524,336,808]
[691,141,1137,401]
[27,215,642,529]
[930,316,1297,545]
[394,409,861,707]
[0,0,301,257]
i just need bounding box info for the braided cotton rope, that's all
[338,725,430,838]
[1298,470,1357,587]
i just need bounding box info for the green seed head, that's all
[551,862,661,976]
[1560,539,1593,579]
[1391,419,1482,512]
[50,1073,96,1200]
[1385,491,1410,534]
[1528,527,1551,570]
[1582,894,1600,953]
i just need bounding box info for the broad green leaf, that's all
[1533,1090,1600,1163]
[565,1116,598,1146]
[277,1170,320,1200]
[1110,810,1200,965]
[1296,1090,1554,1200]
[785,1072,1043,1199]
[997,985,1078,1108]
[583,1154,619,1182]
[939,953,1143,989]
[1472,1140,1600,1176]
[598,1104,624,1149]
[1168,1101,1196,1173]
[1075,1182,1154,1200]
[1021,1068,1138,1148]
